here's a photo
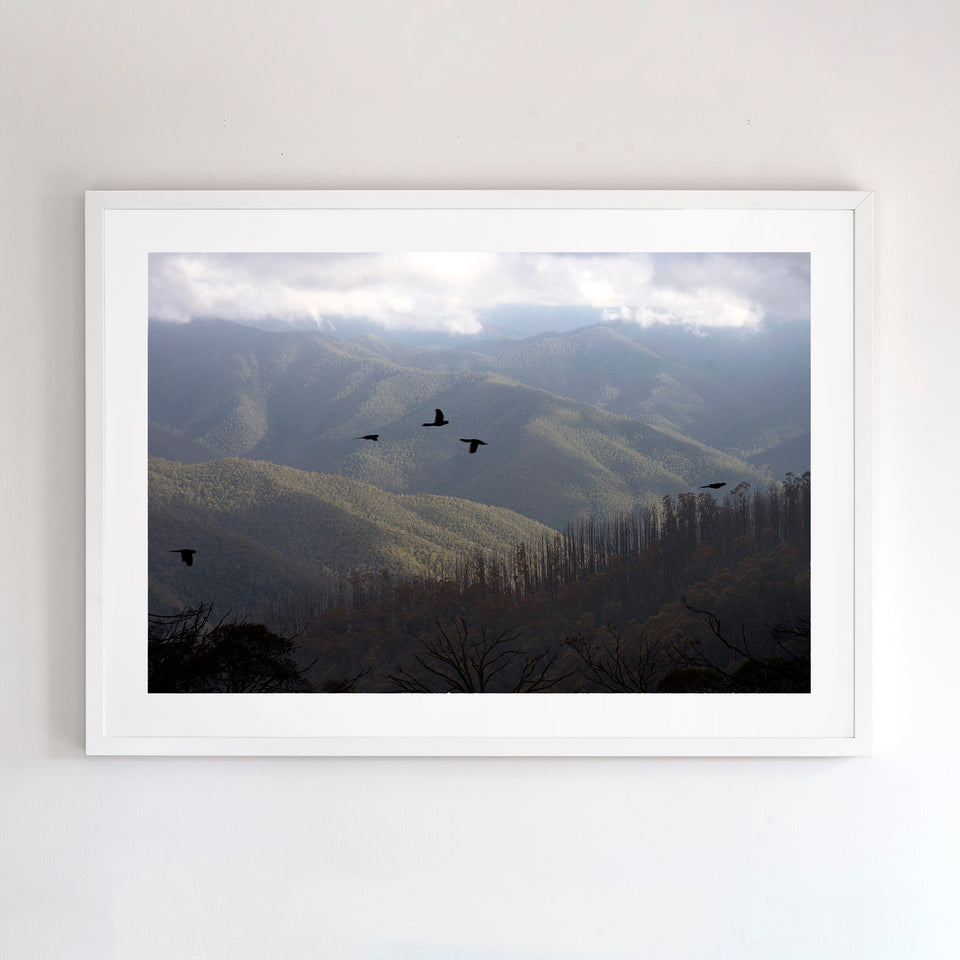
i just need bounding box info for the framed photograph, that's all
[85,190,872,756]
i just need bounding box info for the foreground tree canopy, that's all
[148,604,313,693]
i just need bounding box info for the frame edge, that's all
[84,189,873,757]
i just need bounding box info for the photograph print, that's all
[147,251,811,695]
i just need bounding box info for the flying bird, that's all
[460,438,487,454]
[422,408,449,427]
[356,434,379,441]
[700,482,727,489]
[170,549,197,566]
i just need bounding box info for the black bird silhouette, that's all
[460,438,487,454]
[170,549,197,566]
[356,434,379,441]
[422,408,449,427]
[700,482,727,489]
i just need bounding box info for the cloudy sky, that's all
[148,252,809,338]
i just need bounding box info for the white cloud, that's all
[651,252,810,322]
[149,251,808,334]
[604,287,763,329]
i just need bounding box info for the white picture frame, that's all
[85,189,872,756]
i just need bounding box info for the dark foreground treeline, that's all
[149,473,811,694]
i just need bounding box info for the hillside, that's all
[149,456,558,622]
[148,320,772,527]
[295,475,812,693]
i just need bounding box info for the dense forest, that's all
[148,455,555,622]
[150,472,810,694]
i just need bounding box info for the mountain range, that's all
[148,319,808,529]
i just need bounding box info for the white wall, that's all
[2,2,957,957]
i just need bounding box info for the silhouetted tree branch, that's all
[660,604,810,693]
[149,603,315,692]
[771,615,811,657]
[565,626,668,692]
[386,617,572,692]
[683,603,756,660]
[319,666,371,692]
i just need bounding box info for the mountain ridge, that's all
[149,455,559,622]
[149,319,785,527]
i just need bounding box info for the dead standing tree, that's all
[387,616,572,692]
[671,603,756,678]
[565,625,670,692]
[319,667,372,693]
[660,603,810,693]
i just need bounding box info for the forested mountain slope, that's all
[348,319,810,472]
[149,320,771,527]
[149,455,557,622]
